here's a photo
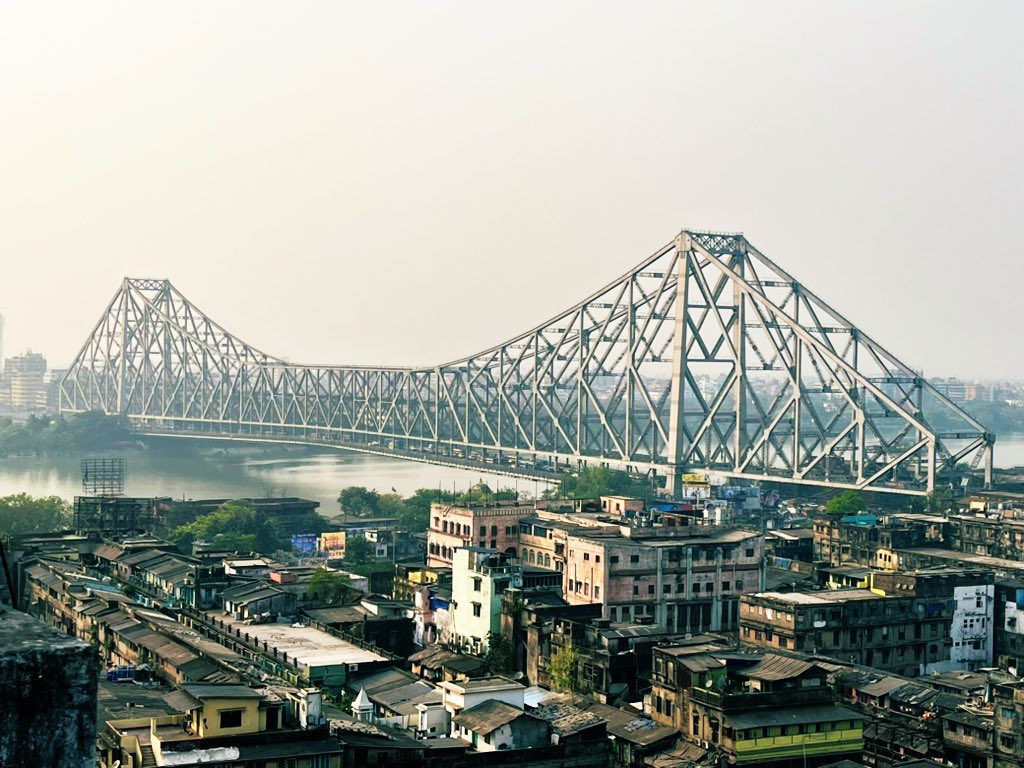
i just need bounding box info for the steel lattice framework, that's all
[60,231,993,495]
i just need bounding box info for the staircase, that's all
[139,744,157,768]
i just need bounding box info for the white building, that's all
[438,676,526,736]
[450,548,522,655]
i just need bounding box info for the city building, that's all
[427,501,534,567]
[740,569,996,676]
[651,650,864,767]
[563,526,765,631]
[101,683,341,768]
[3,349,47,410]
[450,548,523,654]
[541,615,684,703]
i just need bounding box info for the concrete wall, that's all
[0,607,98,768]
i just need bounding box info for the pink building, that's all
[426,502,534,568]
[562,527,764,633]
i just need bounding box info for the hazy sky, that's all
[1,2,1021,378]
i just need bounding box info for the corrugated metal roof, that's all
[163,689,202,712]
[678,654,726,673]
[531,701,605,735]
[859,677,909,698]
[453,699,528,735]
[740,654,815,681]
[726,704,862,730]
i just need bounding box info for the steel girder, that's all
[59,231,994,495]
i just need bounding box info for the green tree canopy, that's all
[0,494,72,537]
[925,487,955,514]
[548,646,579,693]
[484,631,514,674]
[169,501,279,554]
[824,490,864,516]
[0,411,133,456]
[547,466,653,500]
[306,568,351,604]
[337,487,381,517]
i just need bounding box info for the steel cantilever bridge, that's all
[60,230,993,496]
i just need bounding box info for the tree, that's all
[337,487,380,518]
[548,646,579,693]
[484,631,514,674]
[169,501,279,554]
[377,493,408,521]
[0,494,72,537]
[824,491,864,516]
[306,568,351,604]
[547,466,653,500]
[343,536,374,566]
[925,487,954,514]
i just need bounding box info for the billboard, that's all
[319,531,347,559]
[291,533,319,556]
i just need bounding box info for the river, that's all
[0,444,551,514]
[0,434,1021,510]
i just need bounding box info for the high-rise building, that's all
[5,350,47,410]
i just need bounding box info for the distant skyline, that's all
[1,2,1022,378]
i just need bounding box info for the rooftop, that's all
[216,615,387,667]
[725,704,862,730]
[453,699,529,735]
[440,675,524,695]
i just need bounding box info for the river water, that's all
[0,435,1021,511]
[0,445,549,514]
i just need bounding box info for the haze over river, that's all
[0,444,548,513]
[0,435,1021,511]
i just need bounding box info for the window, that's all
[594,586,600,599]
[630,554,640,563]
[491,525,498,536]
[722,581,730,591]
[219,709,243,729]
[633,585,640,595]
[434,517,440,528]
[472,602,482,617]
[648,585,655,595]
[610,555,619,564]
[663,584,671,593]
[745,548,755,558]
[473,577,482,592]
[735,580,744,592]
[596,555,601,563]
[480,526,487,536]
[584,553,590,561]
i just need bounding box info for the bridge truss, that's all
[60,231,993,495]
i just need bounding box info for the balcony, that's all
[690,686,833,711]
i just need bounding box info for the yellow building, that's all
[102,684,341,768]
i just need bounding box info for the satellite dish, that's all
[705,678,714,688]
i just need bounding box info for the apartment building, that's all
[740,569,996,676]
[426,502,534,567]
[100,683,341,768]
[450,548,523,655]
[650,650,863,767]
[563,527,764,632]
